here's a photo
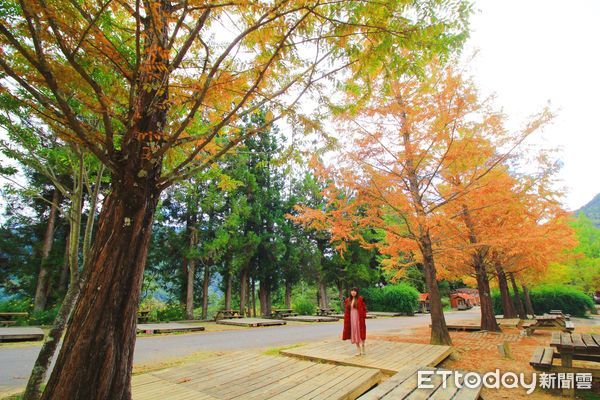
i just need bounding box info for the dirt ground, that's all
[370,323,600,400]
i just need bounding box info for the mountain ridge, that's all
[576,192,600,228]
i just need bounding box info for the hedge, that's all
[492,284,594,317]
[361,283,419,314]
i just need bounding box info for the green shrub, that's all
[362,283,419,314]
[0,298,60,326]
[491,284,594,317]
[156,303,187,322]
[293,298,316,315]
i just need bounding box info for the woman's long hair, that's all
[350,287,359,308]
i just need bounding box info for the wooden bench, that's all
[137,310,151,324]
[0,312,28,327]
[549,310,571,320]
[523,315,574,335]
[317,308,335,316]
[270,308,297,318]
[529,346,555,369]
[214,309,242,321]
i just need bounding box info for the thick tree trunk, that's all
[508,272,527,319]
[41,184,160,400]
[33,190,60,312]
[259,281,268,316]
[284,281,292,309]
[318,278,328,309]
[522,283,535,318]
[460,205,499,332]
[186,259,196,320]
[239,267,248,317]
[251,276,256,317]
[495,264,517,318]
[474,259,500,331]
[201,264,210,320]
[421,236,452,345]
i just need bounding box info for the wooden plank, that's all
[283,315,339,322]
[571,334,586,350]
[136,323,205,334]
[359,365,423,400]
[540,347,554,366]
[428,370,460,400]
[550,332,561,346]
[581,334,600,352]
[560,332,574,349]
[216,317,286,327]
[529,347,544,366]
[0,327,44,341]
[303,367,374,400]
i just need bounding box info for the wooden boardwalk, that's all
[137,323,205,334]
[132,352,381,400]
[281,340,453,375]
[0,327,44,341]
[358,365,481,400]
[283,316,339,323]
[368,312,403,317]
[217,318,286,327]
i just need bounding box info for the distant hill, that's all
[576,193,600,228]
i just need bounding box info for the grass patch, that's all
[262,343,305,356]
[132,350,220,375]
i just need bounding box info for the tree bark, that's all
[259,280,268,316]
[239,267,248,317]
[33,189,60,312]
[58,233,70,293]
[284,281,292,309]
[41,183,160,400]
[251,276,256,317]
[508,272,527,319]
[495,264,517,318]
[201,264,210,320]
[522,283,535,318]
[318,277,328,309]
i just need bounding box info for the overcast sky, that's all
[464,0,600,210]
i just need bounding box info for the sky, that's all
[463,0,600,210]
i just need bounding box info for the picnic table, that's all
[270,308,297,318]
[530,332,599,395]
[523,314,574,335]
[316,307,335,316]
[214,309,242,321]
[137,310,151,324]
[549,309,571,320]
[0,312,27,327]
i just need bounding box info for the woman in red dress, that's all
[342,287,367,355]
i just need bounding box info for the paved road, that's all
[0,309,483,394]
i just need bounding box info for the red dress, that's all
[342,295,367,342]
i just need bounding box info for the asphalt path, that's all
[0,308,482,394]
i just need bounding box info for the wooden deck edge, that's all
[0,334,44,341]
[279,350,397,375]
[426,346,454,367]
[343,370,382,400]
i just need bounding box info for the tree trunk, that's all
[421,236,453,345]
[284,281,292,309]
[259,281,268,316]
[186,258,196,320]
[495,264,517,318]
[522,283,535,318]
[41,184,160,400]
[180,258,188,306]
[318,278,328,309]
[201,264,210,320]
[400,118,451,345]
[239,267,248,317]
[460,204,499,332]
[23,278,81,400]
[33,190,60,312]
[508,272,526,319]
[251,276,256,317]
[474,259,500,331]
